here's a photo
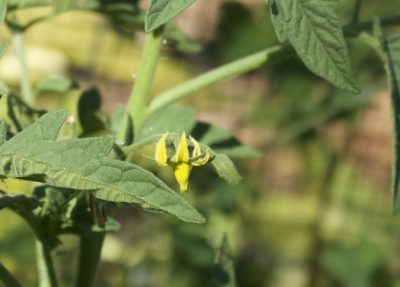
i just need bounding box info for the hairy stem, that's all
[117,27,165,143]
[0,262,23,287]
[75,233,105,287]
[13,32,34,106]
[146,44,285,116]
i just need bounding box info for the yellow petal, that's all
[176,132,189,162]
[155,133,168,166]
[190,136,202,158]
[173,162,191,193]
[190,136,209,166]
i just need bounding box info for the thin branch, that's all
[0,262,23,287]
[344,14,400,36]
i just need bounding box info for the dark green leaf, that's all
[211,154,241,186]
[211,234,237,287]
[0,110,205,223]
[145,0,196,32]
[138,106,195,141]
[269,0,359,93]
[384,33,400,213]
[77,86,105,136]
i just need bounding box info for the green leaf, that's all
[192,122,261,159]
[269,0,359,93]
[0,110,205,223]
[138,106,195,141]
[145,0,196,32]
[36,76,78,94]
[384,33,400,213]
[211,154,241,186]
[211,234,237,287]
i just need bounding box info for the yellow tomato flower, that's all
[155,132,211,193]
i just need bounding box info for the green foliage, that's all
[269,0,359,93]
[145,0,196,32]
[0,110,205,224]
[3,1,400,286]
[211,234,236,287]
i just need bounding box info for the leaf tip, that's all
[52,109,68,119]
[193,213,206,224]
[349,84,361,94]
[144,20,155,33]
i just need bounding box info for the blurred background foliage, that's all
[1,0,400,286]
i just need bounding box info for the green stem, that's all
[75,233,105,287]
[146,44,285,116]
[35,240,58,287]
[6,204,58,287]
[0,262,23,287]
[144,15,400,117]
[117,26,165,143]
[13,32,34,106]
[351,0,362,24]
